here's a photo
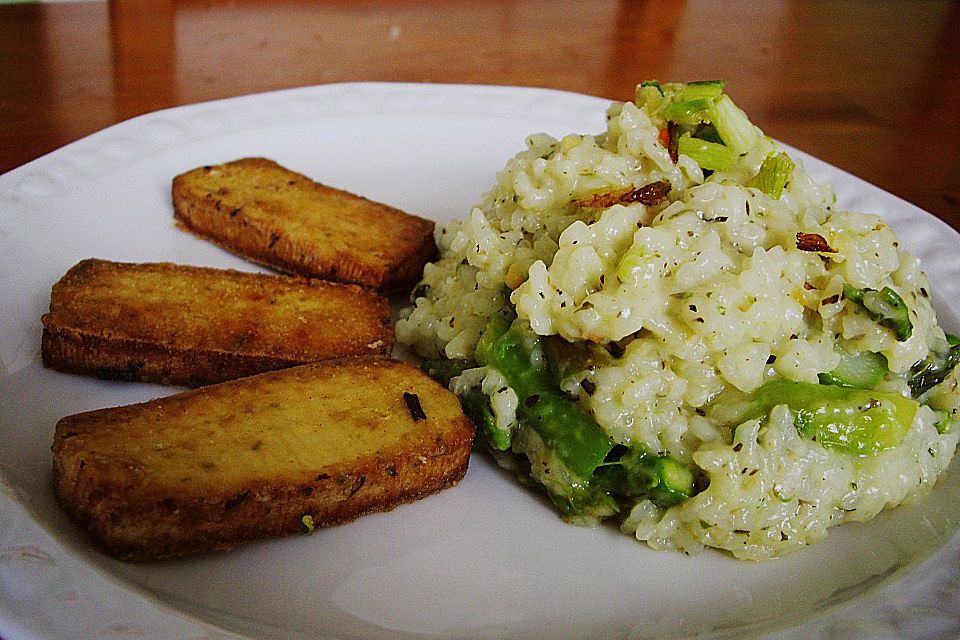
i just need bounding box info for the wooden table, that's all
[2,0,959,232]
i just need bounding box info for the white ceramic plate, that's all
[2,83,960,640]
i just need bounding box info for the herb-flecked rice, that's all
[396,81,960,560]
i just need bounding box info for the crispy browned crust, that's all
[52,356,475,561]
[171,157,436,293]
[41,258,393,387]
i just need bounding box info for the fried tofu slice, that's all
[41,258,393,387]
[171,157,436,292]
[52,356,475,561]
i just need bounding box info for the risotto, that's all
[396,81,960,560]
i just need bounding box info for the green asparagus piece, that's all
[707,93,761,153]
[422,358,470,385]
[681,80,726,101]
[692,122,724,144]
[843,283,913,341]
[638,79,664,96]
[472,314,701,509]
[474,312,513,366]
[461,389,512,451]
[747,152,795,198]
[663,97,714,125]
[750,380,919,456]
[677,133,739,171]
[542,334,613,386]
[908,338,960,398]
[521,392,614,479]
[818,346,887,389]
[474,316,615,478]
[595,448,696,507]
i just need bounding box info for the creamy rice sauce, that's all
[397,82,960,559]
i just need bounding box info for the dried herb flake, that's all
[403,392,428,421]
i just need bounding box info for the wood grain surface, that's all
[1,0,958,231]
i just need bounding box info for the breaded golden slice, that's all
[171,157,436,292]
[41,258,393,387]
[52,356,475,561]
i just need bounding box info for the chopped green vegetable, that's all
[747,152,795,198]
[663,97,714,125]
[692,122,723,144]
[422,358,470,385]
[842,284,865,303]
[546,476,619,520]
[681,80,726,101]
[476,316,699,511]
[594,448,696,507]
[461,389,511,451]
[300,514,316,535]
[474,312,512,366]
[543,335,614,386]
[478,318,553,399]
[649,455,697,505]
[750,380,919,456]
[677,133,739,171]
[932,409,951,434]
[843,284,913,341]
[635,83,667,113]
[818,346,887,389]
[639,79,664,96]
[522,393,615,478]
[476,317,614,478]
[707,94,761,154]
[908,341,960,398]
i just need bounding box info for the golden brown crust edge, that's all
[171,158,437,293]
[53,432,471,561]
[41,326,391,387]
[40,258,395,387]
[51,357,475,561]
